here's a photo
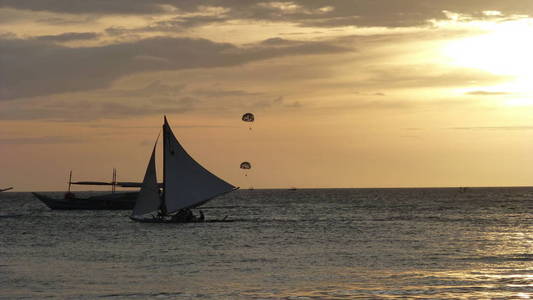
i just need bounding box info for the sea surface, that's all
[1,188,532,299]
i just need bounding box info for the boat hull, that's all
[32,192,138,210]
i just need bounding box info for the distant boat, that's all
[130,116,238,223]
[0,187,13,192]
[32,170,142,210]
[32,191,138,210]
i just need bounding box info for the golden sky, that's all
[1,1,533,190]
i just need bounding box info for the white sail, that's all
[163,117,236,213]
[132,141,161,216]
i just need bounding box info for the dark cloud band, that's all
[0,36,347,100]
[1,0,531,28]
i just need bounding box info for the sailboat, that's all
[130,116,238,223]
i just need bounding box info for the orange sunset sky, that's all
[1,1,533,191]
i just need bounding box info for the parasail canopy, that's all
[242,113,254,122]
[240,162,252,169]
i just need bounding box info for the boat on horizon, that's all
[0,187,13,192]
[32,191,139,210]
[130,116,238,223]
[32,169,145,210]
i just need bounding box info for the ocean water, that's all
[0,188,531,299]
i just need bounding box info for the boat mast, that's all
[68,170,72,193]
[112,168,116,194]
[161,116,168,215]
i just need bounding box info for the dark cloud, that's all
[259,37,300,46]
[1,0,532,28]
[0,0,170,14]
[0,74,298,121]
[35,15,98,25]
[36,32,99,42]
[150,15,228,31]
[0,36,348,100]
[105,15,228,35]
[104,26,137,36]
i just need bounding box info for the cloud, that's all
[0,0,170,15]
[0,85,300,121]
[0,136,83,144]
[105,15,229,35]
[360,67,510,89]
[148,15,229,31]
[35,15,98,25]
[465,90,511,96]
[191,88,262,98]
[314,96,486,113]
[100,96,196,116]
[349,99,414,110]
[259,37,299,46]
[35,32,99,42]
[102,81,186,98]
[1,0,532,28]
[449,126,533,131]
[247,95,303,109]
[0,95,199,122]
[0,36,348,100]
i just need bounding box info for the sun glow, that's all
[444,19,533,77]
[442,19,533,103]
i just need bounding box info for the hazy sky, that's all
[1,1,533,190]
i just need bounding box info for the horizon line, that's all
[7,185,533,193]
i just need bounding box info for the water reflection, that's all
[249,271,533,299]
